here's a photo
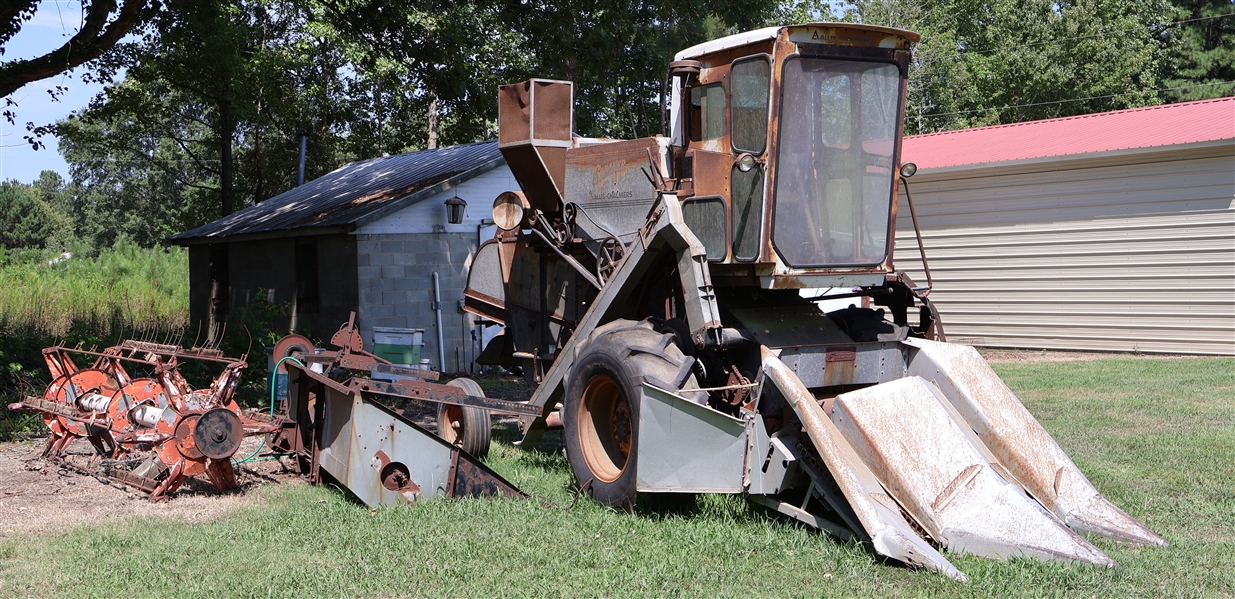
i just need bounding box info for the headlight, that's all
[492,191,529,231]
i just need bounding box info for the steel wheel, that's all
[577,373,632,483]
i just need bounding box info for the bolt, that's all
[212,429,226,442]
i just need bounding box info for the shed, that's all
[171,141,516,371]
[895,97,1235,355]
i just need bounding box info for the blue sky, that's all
[1,1,107,184]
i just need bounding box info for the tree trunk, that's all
[220,99,235,216]
[427,95,438,150]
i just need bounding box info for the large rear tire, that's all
[563,319,703,509]
[437,378,491,458]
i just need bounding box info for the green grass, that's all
[2,357,1232,597]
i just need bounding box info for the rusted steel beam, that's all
[350,377,541,416]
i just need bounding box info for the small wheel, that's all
[437,378,492,458]
[563,319,703,509]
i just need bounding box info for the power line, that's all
[919,81,1234,119]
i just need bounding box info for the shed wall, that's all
[892,144,1235,355]
[356,232,481,373]
[187,235,358,341]
[352,166,515,372]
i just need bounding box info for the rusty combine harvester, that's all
[454,23,1167,579]
[9,340,277,500]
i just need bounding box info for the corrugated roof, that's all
[171,140,502,242]
[902,97,1235,171]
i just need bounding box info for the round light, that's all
[899,162,918,178]
[736,153,757,173]
[492,191,528,231]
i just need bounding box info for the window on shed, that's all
[295,238,320,313]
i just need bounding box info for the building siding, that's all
[892,144,1235,355]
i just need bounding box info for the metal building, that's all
[895,97,1235,355]
[171,141,513,372]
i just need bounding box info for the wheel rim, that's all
[577,374,631,483]
[441,405,463,445]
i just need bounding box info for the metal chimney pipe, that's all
[296,134,307,186]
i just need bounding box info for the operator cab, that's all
[666,24,919,290]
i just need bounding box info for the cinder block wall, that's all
[356,232,482,372]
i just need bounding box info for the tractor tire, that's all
[563,319,704,509]
[437,378,492,458]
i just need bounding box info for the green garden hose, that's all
[233,356,303,464]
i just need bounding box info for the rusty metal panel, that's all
[831,376,1116,565]
[499,79,574,213]
[316,382,523,508]
[760,348,966,580]
[564,137,667,243]
[903,337,1167,546]
[636,383,746,493]
[463,238,510,323]
[685,149,732,200]
[775,343,906,388]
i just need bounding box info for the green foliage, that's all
[217,288,294,395]
[0,178,74,250]
[850,0,1178,133]
[0,238,188,340]
[0,241,190,437]
[1160,0,1235,101]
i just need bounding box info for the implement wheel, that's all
[563,319,703,509]
[437,378,491,458]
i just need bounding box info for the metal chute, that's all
[902,338,1167,547]
[831,376,1115,566]
[761,349,968,581]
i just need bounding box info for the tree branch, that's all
[0,0,153,99]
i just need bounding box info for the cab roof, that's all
[674,23,920,61]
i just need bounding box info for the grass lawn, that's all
[1,357,1231,597]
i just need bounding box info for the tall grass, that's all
[0,240,188,339]
[0,241,189,439]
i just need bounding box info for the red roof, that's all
[902,97,1235,170]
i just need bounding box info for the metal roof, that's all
[902,97,1235,171]
[171,140,503,243]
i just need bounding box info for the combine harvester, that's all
[10,22,1165,581]
[455,23,1166,579]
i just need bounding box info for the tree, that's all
[316,0,780,140]
[0,178,74,250]
[849,0,1176,134]
[62,0,363,224]
[1160,1,1235,101]
[1,0,159,148]
[0,0,158,98]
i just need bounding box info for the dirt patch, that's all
[0,435,304,542]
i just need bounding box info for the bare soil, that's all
[0,373,534,541]
[0,435,304,542]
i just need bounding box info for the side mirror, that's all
[899,162,917,178]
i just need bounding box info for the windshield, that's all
[772,58,902,267]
